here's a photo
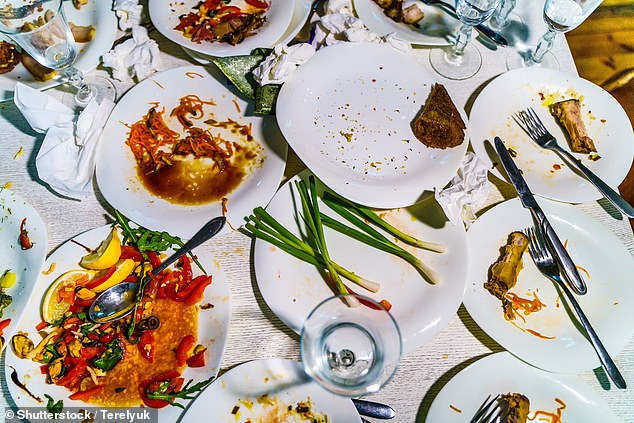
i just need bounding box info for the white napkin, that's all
[14,83,115,200]
[102,25,161,82]
[252,43,316,85]
[434,152,491,227]
[113,0,143,31]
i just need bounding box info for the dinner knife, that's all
[352,398,396,419]
[494,137,588,296]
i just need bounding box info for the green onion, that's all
[323,191,446,253]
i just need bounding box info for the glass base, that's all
[429,44,482,80]
[506,50,560,70]
[59,75,117,110]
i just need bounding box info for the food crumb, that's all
[588,154,601,162]
[13,146,23,160]
[42,262,57,275]
[2,181,12,189]
[442,353,449,359]
[449,404,462,413]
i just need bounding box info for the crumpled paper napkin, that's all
[251,0,411,86]
[113,0,143,31]
[434,152,491,227]
[102,25,161,82]
[13,83,115,200]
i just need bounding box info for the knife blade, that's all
[352,398,396,419]
[494,137,588,295]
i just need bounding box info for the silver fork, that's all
[525,226,627,389]
[470,394,509,423]
[515,108,634,218]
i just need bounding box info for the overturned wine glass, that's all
[300,293,402,397]
[0,0,115,106]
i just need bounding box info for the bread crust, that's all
[412,83,465,149]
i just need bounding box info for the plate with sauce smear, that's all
[4,224,231,422]
[95,65,287,238]
[426,352,621,422]
[463,198,634,374]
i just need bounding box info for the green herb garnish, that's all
[44,394,64,414]
[146,375,215,408]
[92,340,123,371]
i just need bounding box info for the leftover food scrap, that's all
[372,0,424,25]
[549,99,597,154]
[232,395,330,423]
[175,0,269,46]
[413,83,466,149]
[501,393,530,423]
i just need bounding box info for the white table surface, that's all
[0,1,632,422]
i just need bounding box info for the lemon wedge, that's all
[80,228,122,270]
[42,269,96,323]
[90,259,136,293]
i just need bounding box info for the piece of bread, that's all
[412,83,466,149]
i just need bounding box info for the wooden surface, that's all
[567,0,634,220]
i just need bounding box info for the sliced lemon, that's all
[90,258,136,293]
[79,228,122,270]
[42,269,96,323]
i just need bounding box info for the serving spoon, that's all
[88,216,226,324]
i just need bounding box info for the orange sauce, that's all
[90,299,198,406]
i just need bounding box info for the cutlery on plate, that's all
[352,398,396,419]
[293,0,323,44]
[469,394,509,423]
[525,226,627,389]
[515,107,634,218]
[88,216,227,323]
[420,0,509,46]
[494,136,588,295]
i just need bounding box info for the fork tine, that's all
[525,107,548,137]
[470,394,500,423]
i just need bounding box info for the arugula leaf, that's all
[146,375,215,409]
[44,394,64,414]
[92,340,123,372]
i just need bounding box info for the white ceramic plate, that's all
[181,359,362,422]
[426,352,621,422]
[5,224,231,422]
[354,0,459,46]
[181,0,312,64]
[0,0,117,101]
[463,198,634,373]
[469,67,634,204]
[0,189,47,352]
[254,170,468,354]
[95,65,287,239]
[149,0,294,58]
[276,42,469,208]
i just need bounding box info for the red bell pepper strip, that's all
[84,265,117,290]
[216,6,241,15]
[184,276,212,305]
[246,0,269,8]
[174,274,208,301]
[56,361,88,388]
[175,335,195,367]
[139,370,181,409]
[0,318,12,335]
[69,385,105,401]
[186,348,207,368]
[19,218,33,250]
[147,251,162,269]
[219,12,249,23]
[202,0,221,9]
[138,330,155,362]
[119,245,143,261]
[35,321,49,331]
[177,255,192,285]
[73,296,96,308]
[40,364,49,374]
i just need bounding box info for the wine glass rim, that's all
[0,0,64,35]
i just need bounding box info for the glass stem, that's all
[490,0,516,30]
[531,29,557,64]
[62,66,94,105]
[449,23,473,62]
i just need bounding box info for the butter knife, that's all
[352,398,396,419]
[494,137,588,295]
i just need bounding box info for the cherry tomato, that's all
[175,335,195,367]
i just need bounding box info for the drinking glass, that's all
[506,0,603,69]
[300,294,401,397]
[429,0,501,80]
[0,0,115,106]
[488,0,517,31]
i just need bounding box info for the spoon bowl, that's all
[88,216,226,323]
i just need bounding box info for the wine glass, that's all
[506,0,603,69]
[0,0,115,106]
[429,0,501,80]
[300,293,402,397]
[488,0,519,31]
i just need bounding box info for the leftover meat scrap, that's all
[372,0,424,24]
[484,231,529,320]
[0,41,21,75]
[549,99,597,154]
[413,83,466,149]
[501,393,530,423]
